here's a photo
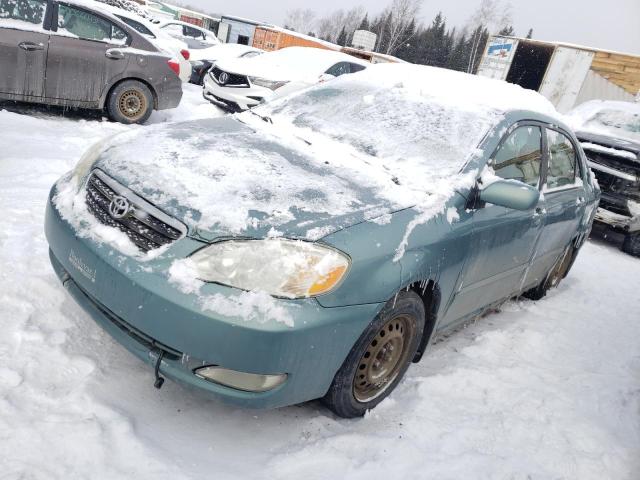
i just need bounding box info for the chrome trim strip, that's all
[587,160,637,182]
[92,169,187,237]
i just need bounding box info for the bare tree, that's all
[316,6,366,43]
[465,0,513,72]
[283,8,317,35]
[380,0,421,55]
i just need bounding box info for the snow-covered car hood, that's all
[214,56,303,82]
[91,117,407,242]
[189,44,261,62]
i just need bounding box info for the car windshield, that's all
[584,108,640,140]
[252,66,503,175]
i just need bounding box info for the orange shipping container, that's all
[253,26,338,52]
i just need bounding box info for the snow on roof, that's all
[217,46,369,81]
[493,35,640,60]
[257,25,341,52]
[220,14,263,26]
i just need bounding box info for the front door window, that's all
[492,125,542,188]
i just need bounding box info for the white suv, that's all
[203,47,368,111]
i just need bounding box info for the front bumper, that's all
[594,193,640,233]
[44,186,382,409]
[595,207,640,233]
[202,75,272,111]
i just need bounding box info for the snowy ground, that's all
[0,84,639,479]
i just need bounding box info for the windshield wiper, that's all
[248,108,273,124]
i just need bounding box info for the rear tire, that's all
[107,80,153,124]
[323,290,425,418]
[523,245,576,301]
[622,232,640,257]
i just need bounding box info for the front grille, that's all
[210,66,249,87]
[85,170,186,252]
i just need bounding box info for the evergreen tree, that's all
[358,14,370,31]
[526,28,533,39]
[498,25,514,36]
[336,27,348,47]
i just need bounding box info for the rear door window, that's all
[57,4,127,44]
[492,126,543,187]
[348,63,366,73]
[116,15,154,37]
[546,130,577,189]
[0,0,47,29]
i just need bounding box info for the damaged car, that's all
[568,100,640,256]
[45,64,599,418]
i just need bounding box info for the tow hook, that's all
[153,349,165,389]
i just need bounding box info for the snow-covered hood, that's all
[214,56,306,82]
[91,117,408,242]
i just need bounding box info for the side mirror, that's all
[479,179,540,211]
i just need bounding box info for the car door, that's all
[445,124,545,322]
[44,2,130,104]
[531,128,586,276]
[0,0,50,98]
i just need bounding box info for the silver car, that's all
[0,0,182,123]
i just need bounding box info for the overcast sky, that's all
[185,0,640,55]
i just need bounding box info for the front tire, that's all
[622,232,640,257]
[323,291,425,418]
[107,80,153,124]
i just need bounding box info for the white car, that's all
[203,47,369,111]
[99,5,192,82]
[157,20,219,50]
[190,44,263,85]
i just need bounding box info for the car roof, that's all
[158,19,210,32]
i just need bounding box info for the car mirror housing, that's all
[479,180,540,211]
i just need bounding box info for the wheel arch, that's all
[102,77,159,110]
[405,279,441,363]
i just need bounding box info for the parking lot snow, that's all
[0,85,639,479]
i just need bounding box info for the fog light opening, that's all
[194,366,287,393]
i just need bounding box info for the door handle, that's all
[18,41,44,51]
[105,49,125,60]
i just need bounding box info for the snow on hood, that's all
[91,117,406,241]
[215,47,367,82]
[566,100,640,145]
[61,64,557,255]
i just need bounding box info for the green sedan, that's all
[45,64,599,418]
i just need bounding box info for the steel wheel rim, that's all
[353,315,412,403]
[119,90,146,119]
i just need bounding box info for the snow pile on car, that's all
[64,65,553,247]
[565,99,640,143]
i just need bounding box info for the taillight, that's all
[167,59,180,76]
[181,49,190,60]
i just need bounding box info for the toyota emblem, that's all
[218,72,229,85]
[108,195,130,219]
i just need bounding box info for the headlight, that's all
[248,76,289,91]
[190,239,350,298]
